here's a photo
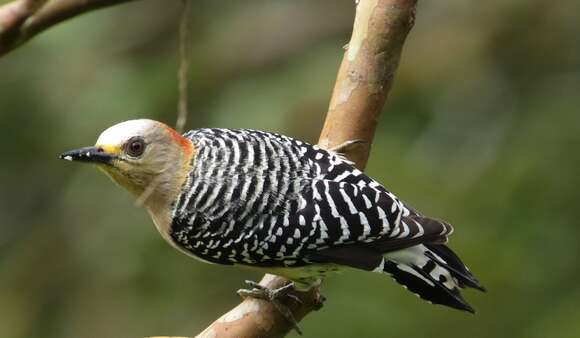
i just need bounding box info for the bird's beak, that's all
[59,146,115,165]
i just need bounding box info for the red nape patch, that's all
[163,124,193,154]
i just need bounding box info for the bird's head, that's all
[60,119,194,204]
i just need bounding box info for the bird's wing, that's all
[294,178,453,265]
[170,128,451,268]
[290,142,454,267]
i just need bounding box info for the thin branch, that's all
[175,0,192,133]
[0,0,139,56]
[195,0,417,337]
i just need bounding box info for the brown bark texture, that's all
[319,0,417,170]
[0,0,418,336]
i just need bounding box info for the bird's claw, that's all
[237,280,303,335]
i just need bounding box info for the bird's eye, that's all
[125,137,146,157]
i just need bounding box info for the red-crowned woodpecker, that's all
[60,119,484,315]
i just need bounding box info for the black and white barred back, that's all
[170,128,484,312]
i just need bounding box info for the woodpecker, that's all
[60,119,484,315]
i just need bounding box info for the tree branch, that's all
[0,0,138,56]
[194,0,417,337]
[319,0,417,170]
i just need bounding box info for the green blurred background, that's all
[1,0,579,337]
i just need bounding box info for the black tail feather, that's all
[424,244,486,292]
[382,259,475,313]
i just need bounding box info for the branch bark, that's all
[195,0,417,337]
[0,0,138,56]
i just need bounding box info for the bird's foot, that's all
[237,280,303,335]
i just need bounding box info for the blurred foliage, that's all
[1,0,579,337]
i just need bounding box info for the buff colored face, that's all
[60,119,188,196]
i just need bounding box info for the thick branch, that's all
[319,0,417,170]
[195,0,417,337]
[0,0,138,56]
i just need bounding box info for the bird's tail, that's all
[378,244,485,313]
